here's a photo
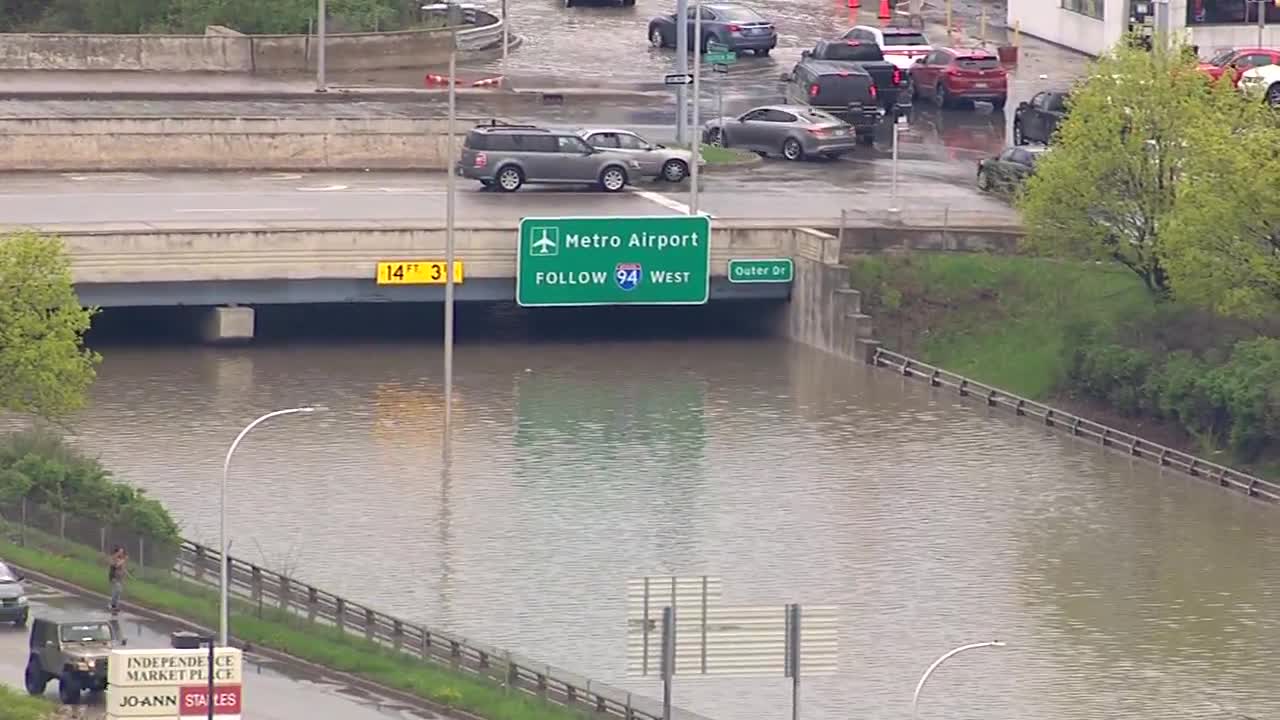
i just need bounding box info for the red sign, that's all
[179,685,242,716]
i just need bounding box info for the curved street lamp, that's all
[912,640,1007,720]
[219,406,322,646]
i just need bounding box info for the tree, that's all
[1162,97,1280,319]
[0,231,100,420]
[1018,40,1222,295]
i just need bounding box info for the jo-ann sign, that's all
[107,647,244,720]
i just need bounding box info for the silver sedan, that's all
[702,105,858,161]
[576,128,701,182]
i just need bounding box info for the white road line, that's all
[296,185,349,192]
[630,189,692,214]
[173,208,310,213]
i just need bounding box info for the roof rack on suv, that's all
[474,120,548,130]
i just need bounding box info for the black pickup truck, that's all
[799,39,904,107]
[782,60,881,144]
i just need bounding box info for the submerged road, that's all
[0,162,1016,227]
[0,578,431,719]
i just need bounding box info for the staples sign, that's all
[179,685,242,716]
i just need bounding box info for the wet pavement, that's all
[0,577,434,719]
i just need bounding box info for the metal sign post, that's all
[661,607,676,720]
[890,111,906,214]
[316,0,327,91]
[689,0,703,215]
[675,0,690,145]
[784,604,801,720]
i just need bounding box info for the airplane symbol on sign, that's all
[530,227,559,256]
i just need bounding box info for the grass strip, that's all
[696,144,755,165]
[0,537,590,720]
[0,686,57,720]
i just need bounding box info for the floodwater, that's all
[25,311,1280,720]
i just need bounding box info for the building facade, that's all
[1008,0,1280,57]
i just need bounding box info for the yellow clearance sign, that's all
[376,261,464,285]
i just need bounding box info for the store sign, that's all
[107,648,243,720]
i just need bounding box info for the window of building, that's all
[1188,0,1280,25]
[1062,0,1104,20]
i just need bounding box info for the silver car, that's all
[575,128,702,182]
[0,561,29,626]
[702,105,859,161]
[457,124,641,193]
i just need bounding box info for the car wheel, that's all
[934,83,949,109]
[599,165,629,192]
[661,159,689,182]
[857,133,874,146]
[24,659,47,695]
[757,48,771,56]
[977,168,991,192]
[1267,83,1280,106]
[991,96,1007,110]
[1013,121,1025,145]
[495,165,524,192]
[58,672,80,705]
[649,26,666,48]
[708,127,726,147]
[781,138,804,161]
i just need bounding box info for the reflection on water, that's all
[20,333,1278,720]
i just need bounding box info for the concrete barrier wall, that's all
[45,222,797,284]
[0,20,476,72]
[0,116,484,170]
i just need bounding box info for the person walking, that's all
[108,546,129,613]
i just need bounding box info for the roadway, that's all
[0,578,430,719]
[0,158,1015,227]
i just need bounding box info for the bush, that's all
[0,430,179,543]
[1068,343,1155,416]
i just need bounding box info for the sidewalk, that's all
[0,574,431,720]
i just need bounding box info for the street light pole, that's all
[316,0,327,92]
[220,406,319,647]
[501,0,509,62]
[689,0,702,215]
[444,25,457,466]
[911,640,1007,720]
[675,0,690,145]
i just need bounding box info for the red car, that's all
[907,47,1007,110]
[1197,47,1280,86]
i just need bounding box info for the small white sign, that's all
[664,73,694,86]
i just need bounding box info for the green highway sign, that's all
[727,258,793,283]
[517,216,711,307]
[704,51,736,65]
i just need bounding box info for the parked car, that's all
[908,47,1007,109]
[565,0,634,6]
[457,123,641,193]
[781,62,882,144]
[1196,47,1280,86]
[842,25,932,71]
[648,3,777,55]
[1239,63,1280,105]
[1013,90,1069,145]
[0,561,28,626]
[798,39,903,106]
[703,105,859,161]
[26,618,123,704]
[575,128,702,182]
[977,145,1047,196]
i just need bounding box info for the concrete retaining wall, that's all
[0,116,485,170]
[784,227,877,362]
[0,16,496,73]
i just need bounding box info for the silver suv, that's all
[457,123,639,193]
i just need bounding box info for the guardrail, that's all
[456,8,504,52]
[870,347,1280,504]
[171,539,710,720]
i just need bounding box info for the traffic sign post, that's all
[517,216,711,307]
[728,258,793,283]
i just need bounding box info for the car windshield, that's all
[714,6,765,21]
[1207,49,1235,66]
[0,562,16,582]
[798,109,842,125]
[956,56,999,70]
[883,32,928,46]
[60,624,113,642]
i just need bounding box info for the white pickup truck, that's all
[840,25,933,71]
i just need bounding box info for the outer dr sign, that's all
[516,215,711,307]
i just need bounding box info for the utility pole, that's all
[502,0,509,62]
[1258,0,1267,48]
[443,22,457,465]
[675,0,690,145]
[689,0,702,214]
[316,0,327,91]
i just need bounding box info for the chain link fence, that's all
[0,498,180,578]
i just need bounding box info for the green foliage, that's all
[1018,39,1236,295]
[0,430,179,542]
[1068,339,1280,461]
[0,686,56,720]
[0,231,100,421]
[2,0,423,33]
[0,538,591,720]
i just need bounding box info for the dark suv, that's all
[26,618,122,704]
[783,61,882,144]
[456,123,640,193]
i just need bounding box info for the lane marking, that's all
[296,185,349,192]
[174,208,311,213]
[257,173,304,180]
[630,188,692,214]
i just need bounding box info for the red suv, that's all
[908,47,1007,110]
[1197,47,1280,87]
